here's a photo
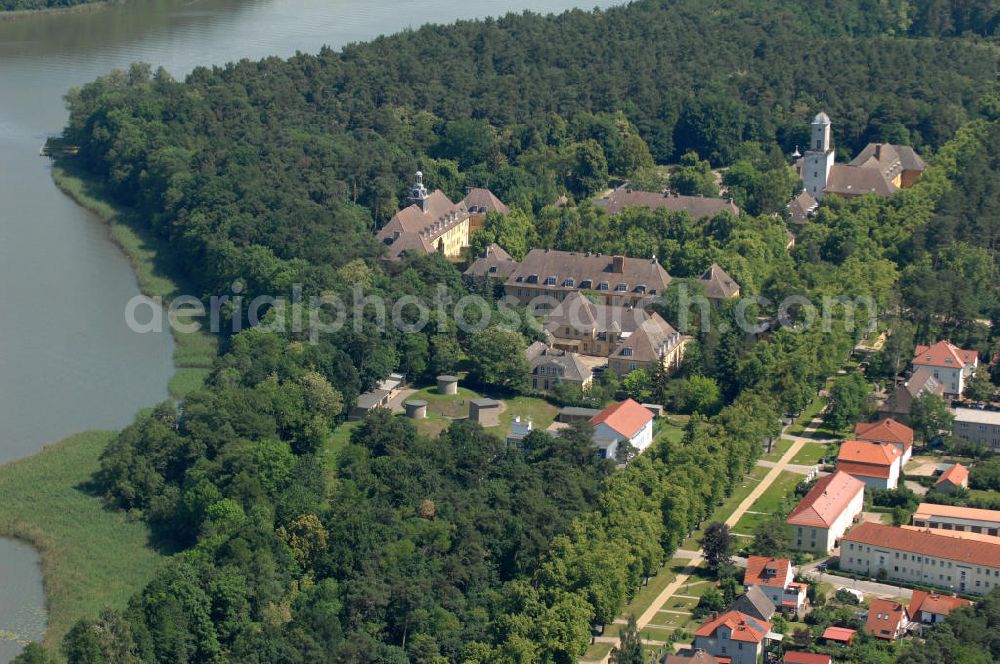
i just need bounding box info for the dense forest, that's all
[20,0,1000,661]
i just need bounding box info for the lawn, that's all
[681,470,765,550]
[0,431,169,652]
[750,470,804,514]
[498,395,559,431]
[655,419,686,445]
[761,438,794,462]
[790,442,833,466]
[582,642,614,662]
[786,393,827,436]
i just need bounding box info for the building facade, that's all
[692,611,771,664]
[911,340,978,398]
[786,470,865,554]
[836,440,902,490]
[952,407,1000,452]
[911,503,1000,538]
[589,398,655,459]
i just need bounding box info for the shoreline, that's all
[0,0,116,22]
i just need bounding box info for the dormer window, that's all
[635,284,647,294]
[597,282,609,291]
[615,283,628,292]
[579,280,592,289]
[488,266,498,274]
[563,278,575,287]
[527,274,539,284]
[544,276,557,286]
[622,347,633,357]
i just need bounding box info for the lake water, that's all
[0,0,616,658]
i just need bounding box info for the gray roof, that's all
[355,388,390,411]
[526,343,593,383]
[462,187,510,214]
[544,291,649,336]
[698,263,740,300]
[813,111,831,125]
[729,585,776,622]
[609,313,683,363]
[559,406,602,418]
[906,367,944,398]
[464,243,520,280]
[377,189,470,259]
[787,190,818,224]
[953,407,1000,425]
[825,163,898,197]
[594,186,739,219]
[507,248,672,296]
[850,142,927,174]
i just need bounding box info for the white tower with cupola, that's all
[802,112,835,200]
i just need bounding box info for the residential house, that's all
[907,590,972,629]
[608,314,687,377]
[692,611,772,664]
[840,522,1000,595]
[952,407,1000,452]
[796,112,926,201]
[821,626,856,645]
[836,440,902,490]
[589,398,655,459]
[594,185,740,219]
[864,598,910,641]
[543,291,648,357]
[911,503,1000,538]
[786,470,866,554]
[787,190,818,224]
[743,556,807,615]
[697,263,741,301]
[911,341,978,398]
[463,243,520,287]
[728,585,776,623]
[883,367,943,418]
[663,651,719,664]
[377,174,508,260]
[854,418,914,464]
[484,248,672,310]
[524,342,594,394]
[783,653,832,664]
[934,463,970,493]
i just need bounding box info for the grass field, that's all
[761,438,794,462]
[0,432,169,652]
[751,470,804,514]
[786,394,827,436]
[790,442,833,465]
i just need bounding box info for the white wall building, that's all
[786,470,866,554]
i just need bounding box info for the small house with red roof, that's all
[589,398,655,459]
[911,341,978,398]
[934,463,969,494]
[693,611,772,664]
[864,598,910,641]
[743,556,807,614]
[908,590,973,627]
[854,418,914,464]
[836,440,902,490]
[821,626,856,645]
[787,470,865,554]
[782,653,831,664]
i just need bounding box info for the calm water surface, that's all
[0,0,616,658]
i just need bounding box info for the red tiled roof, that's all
[590,398,654,439]
[936,463,969,487]
[693,611,770,643]
[787,470,865,528]
[912,341,977,370]
[844,522,1000,568]
[837,441,900,478]
[821,626,856,643]
[854,419,914,449]
[912,502,1000,524]
[865,598,908,640]
[744,556,791,589]
[783,653,831,664]
[908,590,972,620]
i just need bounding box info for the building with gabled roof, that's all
[854,418,914,464]
[911,340,978,398]
[728,585,776,623]
[664,650,719,664]
[543,291,649,357]
[952,407,1000,452]
[883,366,944,418]
[693,611,772,664]
[698,263,741,300]
[908,590,972,628]
[841,522,1000,594]
[594,185,739,219]
[524,342,593,395]
[464,243,519,285]
[934,463,969,493]
[782,653,831,664]
[787,470,865,554]
[743,557,806,614]
[836,440,902,489]
[590,398,655,459]
[911,502,1000,538]
[865,598,910,641]
[821,626,856,645]
[463,186,510,235]
[787,190,818,224]
[608,313,687,377]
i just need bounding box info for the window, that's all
[488,265,497,274]
[614,283,628,292]
[563,278,575,287]
[544,276,557,286]
[635,284,647,294]
[622,348,633,357]
[597,282,609,291]
[580,280,592,289]
[526,274,538,284]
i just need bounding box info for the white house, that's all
[907,590,972,629]
[786,470,866,554]
[743,557,807,614]
[693,611,772,664]
[589,398,654,460]
[836,440,902,490]
[911,341,978,398]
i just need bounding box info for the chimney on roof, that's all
[875,144,882,160]
[612,255,625,274]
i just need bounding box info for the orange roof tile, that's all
[936,463,969,487]
[900,525,1000,545]
[693,611,770,643]
[821,626,856,643]
[844,522,1000,569]
[744,556,791,589]
[908,590,972,620]
[787,471,865,528]
[865,598,908,640]
[837,441,900,478]
[783,654,831,664]
[590,398,654,439]
[912,502,1000,524]
[912,341,977,370]
[854,419,914,449]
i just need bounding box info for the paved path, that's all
[756,459,819,475]
[798,559,913,600]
